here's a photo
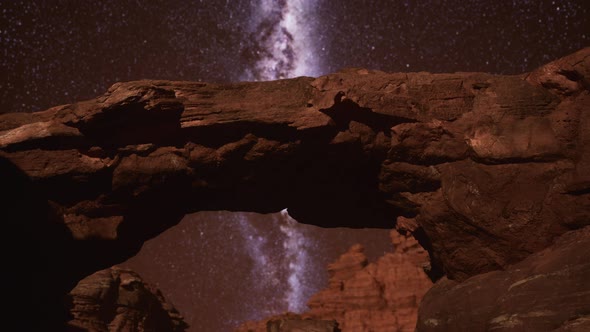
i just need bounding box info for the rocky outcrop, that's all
[305,230,432,331]
[237,230,432,332]
[417,226,590,331]
[67,267,187,332]
[0,48,589,329]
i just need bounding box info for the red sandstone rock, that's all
[67,267,187,332]
[237,231,432,332]
[416,226,590,332]
[1,48,589,330]
[305,231,432,332]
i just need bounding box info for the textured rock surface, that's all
[305,231,432,331]
[237,230,432,332]
[417,226,590,332]
[67,267,187,332]
[1,48,589,329]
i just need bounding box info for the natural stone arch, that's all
[1,47,589,330]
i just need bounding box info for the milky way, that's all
[1,1,587,113]
[244,0,321,80]
[123,211,391,331]
[2,1,589,331]
[232,210,317,315]
[278,209,315,312]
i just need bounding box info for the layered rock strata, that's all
[0,48,588,330]
[305,231,432,331]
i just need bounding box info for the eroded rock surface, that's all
[237,231,433,332]
[305,231,432,331]
[1,48,589,330]
[417,226,590,332]
[67,267,187,332]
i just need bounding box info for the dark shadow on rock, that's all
[286,135,398,229]
[0,156,160,331]
[319,91,413,134]
[405,226,445,282]
[0,156,74,330]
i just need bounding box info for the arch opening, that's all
[120,210,393,331]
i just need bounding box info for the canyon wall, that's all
[0,48,588,330]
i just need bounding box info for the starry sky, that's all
[123,211,392,331]
[1,1,588,331]
[1,0,588,113]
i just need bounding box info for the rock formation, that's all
[67,267,187,332]
[0,48,588,330]
[238,230,432,331]
[305,231,432,331]
[417,226,590,331]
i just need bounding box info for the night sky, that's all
[123,211,392,331]
[1,0,588,113]
[1,1,588,331]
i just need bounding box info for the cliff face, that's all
[67,267,187,332]
[417,226,590,331]
[0,48,588,330]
